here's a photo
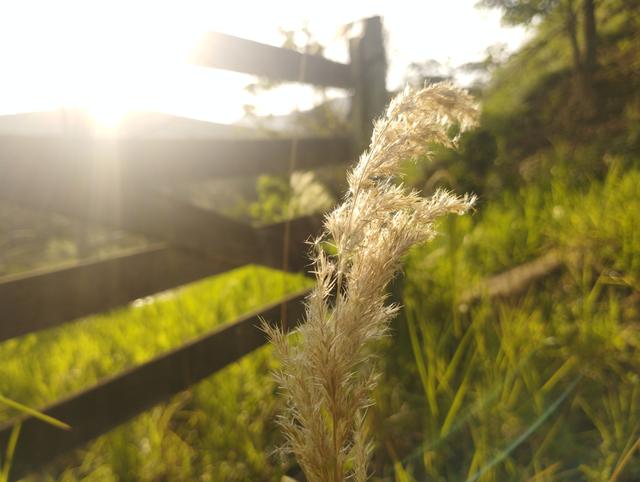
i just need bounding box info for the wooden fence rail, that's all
[0,245,234,342]
[0,215,322,343]
[0,136,352,183]
[0,163,324,265]
[0,15,386,480]
[189,31,353,88]
[0,290,309,481]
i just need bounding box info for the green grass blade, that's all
[609,437,640,482]
[464,375,581,482]
[440,353,475,438]
[0,422,21,482]
[405,307,437,416]
[0,395,70,431]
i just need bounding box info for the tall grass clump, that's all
[377,164,640,480]
[265,83,478,481]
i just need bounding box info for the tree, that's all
[477,0,598,81]
[478,0,558,24]
[582,0,597,73]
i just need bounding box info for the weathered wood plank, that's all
[256,214,323,271]
[0,136,352,184]
[0,245,232,342]
[0,290,309,481]
[0,172,260,266]
[189,31,353,88]
[349,16,388,152]
[0,151,260,267]
[0,215,322,342]
[0,135,345,266]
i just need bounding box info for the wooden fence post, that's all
[349,16,388,153]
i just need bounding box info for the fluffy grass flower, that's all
[265,83,478,482]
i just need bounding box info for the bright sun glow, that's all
[0,0,262,127]
[3,1,221,127]
[0,0,528,128]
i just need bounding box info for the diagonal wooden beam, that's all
[0,173,258,266]
[0,215,322,343]
[0,245,232,342]
[0,136,352,184]
[0,135,337,266]
[0,154,256,267]
[189,31,353,88]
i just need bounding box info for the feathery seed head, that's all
[267,83,478,482]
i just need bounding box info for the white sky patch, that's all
[0,0,529,125]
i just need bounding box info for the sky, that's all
[0,0,529,126]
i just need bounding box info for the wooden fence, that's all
[0,16,387,480]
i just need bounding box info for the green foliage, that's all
[477,0,560,26]
[249,176,293,223]
[248,172,334,224]
[464,0,638,193]
[372,5,640,479]
[375,166,640,481]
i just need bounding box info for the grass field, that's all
[375,165,640,481]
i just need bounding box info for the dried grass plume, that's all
[265,83,478,482]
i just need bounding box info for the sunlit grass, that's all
[377,166,640,481]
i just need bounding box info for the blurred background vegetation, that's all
[1,0,639,480]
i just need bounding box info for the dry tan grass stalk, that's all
[265,83,478,482]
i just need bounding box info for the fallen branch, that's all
[459,250,564,305]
